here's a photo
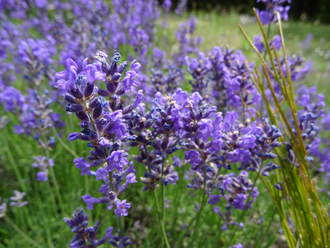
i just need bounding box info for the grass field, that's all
[1,10,330,248]
[164,12,330,95]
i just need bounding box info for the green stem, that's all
[144,145,170,247]
[153,190,171,248]
[262,25,271,60]
[19,203,26,231]
[51,127,79,158]
[46,179,59,218]
[43,132,65,214]
[3,128,27,192]
[5,216,43,248]
[190,168,207,246]
[176,175,209,247]
[176,212,197,246]
[36,185,55,248]
[255,207,277,248]
[161,159,166,222]
[170,182,183,234]
[260,25,271,117]
[117,217,124,236]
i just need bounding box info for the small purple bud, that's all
[70,88,83,99]
[70,104,84,112]
[106,83,116,94]
[118,61,128,73]
[98,88,110,97]
[68,132,80,141]
[76,111,89,121]
[92,105,102,120]
[89,97,101,109]
[112,73,121,82]
[94,146,106,158]
[84,83,94,98]
[63,94,76,103]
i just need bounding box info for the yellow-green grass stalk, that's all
[238,9,330,248]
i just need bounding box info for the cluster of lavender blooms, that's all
[182,46,261,114]
[63,207,132,247]
[256,0,291,25]
[293,86,330,191]
[141,16,203,101]
[58,47,284,241]
[0,0,206,245]
[1,87,63,181]
[3,0,330,247]
[57,50,142,218]
[0,85,62,181]
[0,0,202,184]
[183,111,281,230]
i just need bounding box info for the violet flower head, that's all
[55,58,78,91]
[270,35,282,50]
[9,190,28,208]
[108,230,133,247]
[32,155,54,182]
[300,34,313,50]
[256,0,291,25]
[0,86,26,113]
[107,150,129,172]
[121,60,142,93]
[253,35,264,53]
[82,164,136,215]
[162,0,172,12]
[114,199,131,218]
[175,0,187,15]
[63,207,115,247]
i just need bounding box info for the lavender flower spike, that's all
[9,190,28,208]
[63,207,117,247]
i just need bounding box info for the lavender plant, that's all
[1,0,330,247]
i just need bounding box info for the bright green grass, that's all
[1,11,330,248]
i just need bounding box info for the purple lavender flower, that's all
[108,230,133,247]
[253,35,264,53]
[32,155,54,182]
[57,51,143,219]
[114,200,131,218]
[63,207,117,247]
[9,190,28,208]
[162,0,172,13]
[107,151,129,172]
[300,34,313,50]
[175,0,187,15]
[82,164,136,215]
[256,0,291,25]
[270,35,282,50]
[0,86,26,113]
[55,59,78,91]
